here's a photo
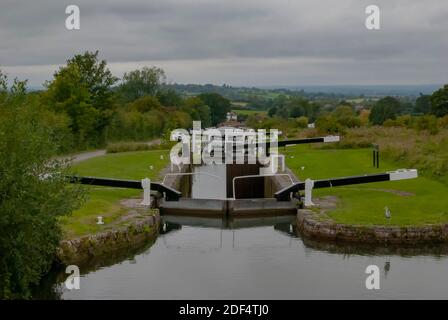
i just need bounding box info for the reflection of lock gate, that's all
[159,223,295,252]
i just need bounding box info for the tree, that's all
[156,88,182,107]
[268,107,277,117]
[369,96,401,125]
[430,85,448,117]
[43,51,117,148]
[128,95,162,113]
[64,51,118,110]
[414,94,431,114]
[197,93,231,126]
[332,105,360,128]
[183,97,211,127]
[119,66,166,102]
[0,79,84,298]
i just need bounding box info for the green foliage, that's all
[430,84,448,117]
[197,93,231,126]
[414,115,439,135]
[369,96,401,125]
[106,142,154,153]
[296,116,309,128]
[332,105,361,128]
[127,96,162,113]
[156,88,182,107]
[315,114,345,134]
[119,66,166,102]
[65,51,118,110]
[0,88,84,299]
[414,94,431,114]
[108,110,165,141]
[268,107,277,117]
[183,97,211,127]
[43,51,118,149]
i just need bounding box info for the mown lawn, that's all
[62,150,169,238]
[283,145,448,226]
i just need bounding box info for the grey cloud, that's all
[0,0,447,86]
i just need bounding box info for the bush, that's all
[315,114,345,134]
[296,116,308,128]
[0,94,84,298]
[414,115,439,135]
[438,115,448,129]
[369,96,401,125]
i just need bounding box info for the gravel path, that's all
[59,139,161,164]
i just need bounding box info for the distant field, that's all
[284,145,448,226]
[346,98,364,104]
[232,109,267,116]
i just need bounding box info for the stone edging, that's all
[297,209,448,244]
[57,214,159,265]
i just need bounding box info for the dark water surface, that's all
[36,214,448,299]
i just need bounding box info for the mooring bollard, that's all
[373,144,379,168]
[141,178,152,206]
[304,178,315,207]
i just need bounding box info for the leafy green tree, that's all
[127,95,162,113]
[276,106,289,119]
[183,97,211,127]
[0,79,84,299]
[197,93,231,126]
[119,66,166,102]
[43,51,117,148]
[332,105,360,128]
[156,88,183,107]
[268,107,277,117]
[64,51,118,110]
[430,85,448,117]
[296,116,308,128]
[369,96,401,125]
[414,94,431,114]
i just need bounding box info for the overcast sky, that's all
[0,0,447,87]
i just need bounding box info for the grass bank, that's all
[284,145,448,226]
[62,150,169,238]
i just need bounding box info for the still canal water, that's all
[36,214,448,299]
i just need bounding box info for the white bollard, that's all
[304,178,315,207]
[97,216,104,225]
[141,178,152,206]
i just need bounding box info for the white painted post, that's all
[141,178,152,206]
[304,178,315,207]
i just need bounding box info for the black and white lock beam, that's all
[274,169,418,201]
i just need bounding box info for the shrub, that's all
[315,114,345,134]
[438,115,448,129]
[414,115,439,135]
[296,116,308,128]
[0,94,84,298]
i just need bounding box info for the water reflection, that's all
[34,214,448,300]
